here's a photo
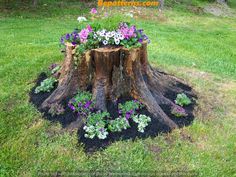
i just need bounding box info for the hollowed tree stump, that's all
[41,42,195,129]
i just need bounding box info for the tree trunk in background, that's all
[159,0,164,10]
[216,0,227,4]
[32,0,37,7]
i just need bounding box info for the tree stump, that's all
[41,42,195,130]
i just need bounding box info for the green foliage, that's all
[175,93,192,107]
[90,13,132,31]
[133,114,151,133]
[108,117,130,132]
[34,77,57,94]
[120,38,142,49]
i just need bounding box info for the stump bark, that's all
[41,42,195,130]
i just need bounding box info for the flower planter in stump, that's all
[40,42,195,130]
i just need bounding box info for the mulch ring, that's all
[29,72,197,153]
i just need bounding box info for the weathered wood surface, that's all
[41,42,195,129]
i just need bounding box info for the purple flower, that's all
[118,23,137,39]
[71,98,76,103]
[125,112,131,120]
[65,33,70,40]
[99,128,105,132]
[78,102,82,108]
[138,38,143,43]
[69,105,75,111]
[87,25,92,32]
[60,37,65,45]
[171,105,188,117]
[48,63,58,70]
[84,101,92,109]
[118,109,122,115]
[90,8,97,14]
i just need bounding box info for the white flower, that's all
[111,31,116,36]
[106,32,113,38]
[118,34,124,40]
[126,13,134,18]
[93,34,98,39]
[103,40,108,45]
[97,131,108,139]
[114,39,120,45]
[100,31,105,37]
[77,16,87,23]
[105,35,110,41]
[114,34,119,39]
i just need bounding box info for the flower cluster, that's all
[175,93,192,107]
[118,23,137,39]
[84,112,109,139]
[60,29,80,46]
[133,114,151,133]
[118,100,144,120]
[77,16,87,23]
[94,29,124,46]
[79,25,93,43]
[171,105,188,118]
[90,8,97,14]
[68,91,94,117]
[108,117,130,132]
[68,91,151,139]
[60,8,150,54]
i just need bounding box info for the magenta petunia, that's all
[90,8,97,14]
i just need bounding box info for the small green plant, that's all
[175,93,191,107]
[133,114,151,133]
[48,103,65,116]
[84,111,109,139]
[171,105,188,118]
[108,117,130,132]
[35,77,57,94]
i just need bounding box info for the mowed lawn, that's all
[0,2,236,177]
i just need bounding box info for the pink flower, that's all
[118,24,137,39]
[87,25,92,32]
[90,8,97,14]
[78,25,93,43]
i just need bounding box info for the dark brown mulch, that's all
[29,72,197,153]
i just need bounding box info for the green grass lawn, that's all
[0,1,236,177]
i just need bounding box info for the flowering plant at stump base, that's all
[175,93,192,107]
[35,77,57,94]
[133,114,151,133]
[108,117,130,132]
[48,103,65,116]
[171,105,188,118]
[84,111,109,139]
[68,91,94,117]
[118,100,144,120]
